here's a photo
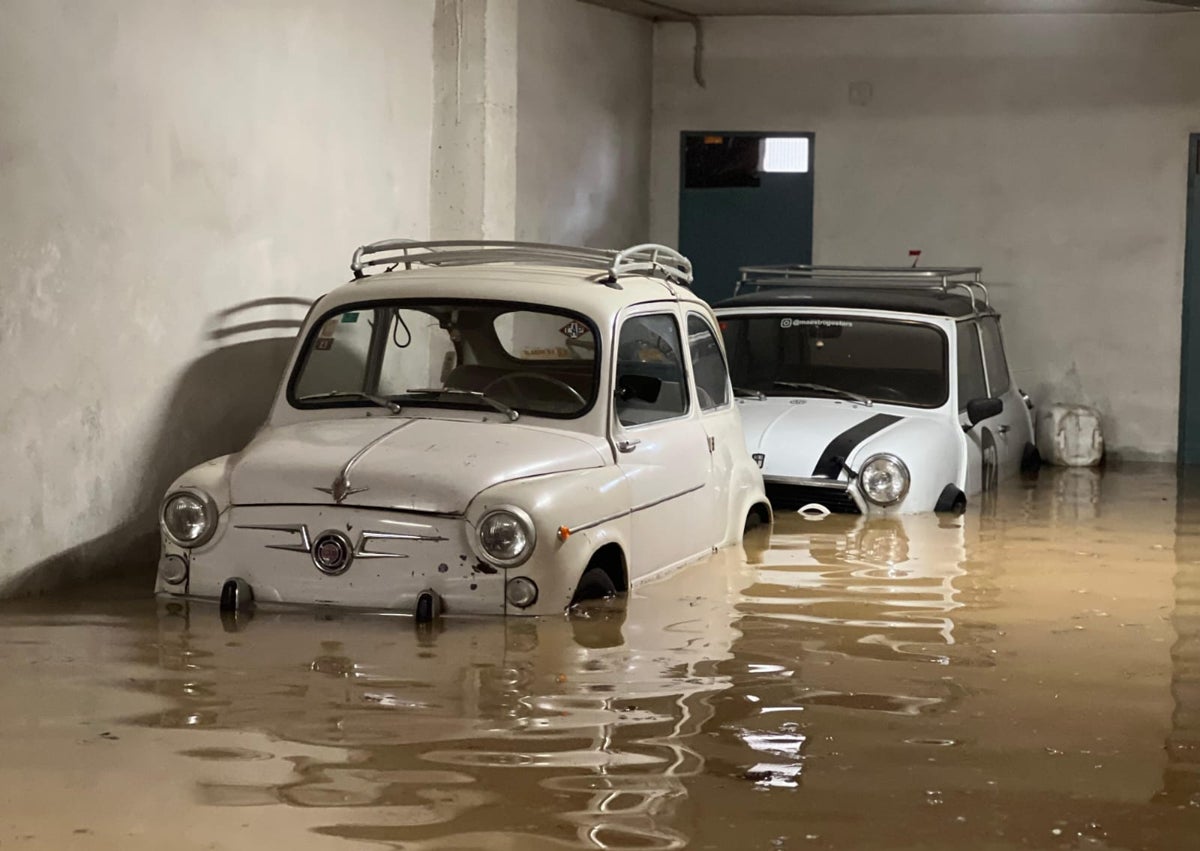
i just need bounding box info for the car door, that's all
[685,310,738,542]
[957,319,1002,497]
[978,315,1029,476]
[610,306,712,577]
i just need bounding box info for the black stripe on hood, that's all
[812,414,903,478]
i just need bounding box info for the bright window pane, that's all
[760,137,810,173]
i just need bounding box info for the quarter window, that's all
[687,314,730,411]
[956,322,988,409]
[615,313,690,426]
[979,317,1011,396]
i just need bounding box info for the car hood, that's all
[230,417,608,514]
[739,398,929,479]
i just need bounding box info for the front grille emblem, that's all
[237,524,446,563]
[311,530,353,575]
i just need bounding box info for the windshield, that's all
[720,314,948,408]
[289,300,599,418]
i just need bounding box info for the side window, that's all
[687,314,730,411]
[979,317,1011,396]
[615,313,689,426]
[956,322,988,410]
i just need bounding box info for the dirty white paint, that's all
[0,0,436,592]
[515,0,652,247]
[651,13,1200,460]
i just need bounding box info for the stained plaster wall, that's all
[651,14,1200,460]
[0,0,436,593]
[515,0,652,247]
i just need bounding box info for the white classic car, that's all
[714,265,1037,515]
[156,240,770,618]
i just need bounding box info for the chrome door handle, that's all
[617,439,640,453]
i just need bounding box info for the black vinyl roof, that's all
[714,285,995,319]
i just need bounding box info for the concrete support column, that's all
[432,0,518,240]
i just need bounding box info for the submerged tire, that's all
[573,566,617,604]
[1021,442,1042,474]
[934,484,968,514]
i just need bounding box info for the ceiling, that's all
[580,0,1200,20]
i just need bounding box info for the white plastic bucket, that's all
[1037,404,1104,467]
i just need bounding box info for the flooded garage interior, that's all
[5,1,1200,849]
[1,464,1196,849]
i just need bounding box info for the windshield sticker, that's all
[341,312,360,324]
[521,345,572,360]
[780,318,854,328]
[559,320,589,340]
[315,338,333,351]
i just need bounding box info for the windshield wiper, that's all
[404,388,519,422]
[297,390,402,414]
[773,381,873,407]
[733,386,765,400]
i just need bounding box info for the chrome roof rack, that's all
[735,264,989,310]
[350,239,693,288]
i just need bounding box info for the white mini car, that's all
[714,265,1037,515]
[156,240,770,618]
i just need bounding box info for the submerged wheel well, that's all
[745,501,772,529]
[585,543,628,593]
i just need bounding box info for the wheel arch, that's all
[582,541,628,594]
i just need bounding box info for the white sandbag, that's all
[1036,404,1104,467]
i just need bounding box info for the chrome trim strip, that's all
[631,482,705,513]
[235,523,312,553]
[567,508,631,535]
[763,475,849,491]
[317,419,417,503]
[353,530,445,559]
[567,483,705,534]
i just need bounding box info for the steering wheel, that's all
[484,372,586,407]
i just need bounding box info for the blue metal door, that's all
[1179,134,1200,463]
[679,132,815,305]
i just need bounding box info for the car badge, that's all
[752,453,765,468]
[316,475,367,504]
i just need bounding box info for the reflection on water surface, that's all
[0,464,1198,849]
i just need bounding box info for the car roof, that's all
[714,285,996,319]
[317,264,712,320]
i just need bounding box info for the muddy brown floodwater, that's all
[1,464,1198,850]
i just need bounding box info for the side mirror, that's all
[616,373,662,404]
[966,396,1003,428]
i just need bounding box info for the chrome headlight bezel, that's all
[476,506,536,568]
[857,454,911,507]
[160,488,219,548]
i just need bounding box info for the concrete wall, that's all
[0,0,436,593]
[516,0,652,247]
[651,14,1200,460]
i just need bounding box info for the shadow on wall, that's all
[4,298,313,600]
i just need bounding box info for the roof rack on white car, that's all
[735,264,989,311]
[350,239,693,289]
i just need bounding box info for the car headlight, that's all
[857,454,910,507]
[161,489,218,548]
[477,507,536,567]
